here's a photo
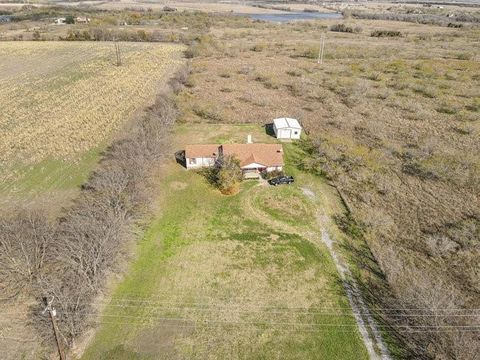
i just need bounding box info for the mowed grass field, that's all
[0,41,184,209]
[82,124,369,360]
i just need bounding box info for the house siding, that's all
[186,157,215,169]
[274,126,301,140]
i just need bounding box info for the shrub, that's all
[250,43,266,52]
[184,45,199,58]
[192,104,223,122]
[185,35,217,58]
[436,102,460,114]
[32,30,41,41]
[330,23,362,33]
[466,98,480,112]
[291,45,317,59]
[262,169,284,180]
[371,30,402,37]
[402,161,439,180]
[286,70,302,77]
[204,155,243,194]
[456,52,473,60]
[254,73,278,89]
[65,15,75,24]
[447,22,463,28]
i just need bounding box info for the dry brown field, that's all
[0,4,479,358]
[0,41,184,209]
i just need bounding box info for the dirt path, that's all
[244,184,391,359]
[301,187,392,360]
[242,184,391,359]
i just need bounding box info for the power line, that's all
[104,296,480,312]
[3,312,478,329]
[25,312,477,329]
[9,301,480,315]
[86,320,480,333]
[4,303,480,316]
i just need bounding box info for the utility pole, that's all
[317,32,326,65]
[113,38,122,66]
[42,296,65,360]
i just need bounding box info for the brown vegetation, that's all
[0,67,187,353]
[1,6,479,358]
[202,154,243,194]
[175,16,480,359]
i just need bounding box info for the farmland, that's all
[175,15,480,358]
[0,3,479,359]
[82,124,370,360]
[0,41,184,209]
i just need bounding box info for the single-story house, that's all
[221,143,283,178]
[273,117,302,140]
[184,142,284,178]
[185,144,219,169]
[55,18,67,25]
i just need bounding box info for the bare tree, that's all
[1,66,188,351]
[0,211,55,299]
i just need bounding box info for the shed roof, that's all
[185,144,219,158]
[221,143,284,167]
[273,117,301,129]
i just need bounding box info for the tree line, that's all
[0,66,189,351]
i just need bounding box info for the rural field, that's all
[81,124,371,359]
[174,15,480,359]
[0,41,184,210]
[0,2,479,359]
[0,40,185,360]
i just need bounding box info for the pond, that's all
[237,12,343,23]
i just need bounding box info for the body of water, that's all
[237,12,343,23]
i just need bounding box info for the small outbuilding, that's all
[272,118,302,140]
[76,16,91,24]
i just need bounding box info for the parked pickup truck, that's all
[268,175,294,186]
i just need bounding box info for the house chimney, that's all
[247,134,252,144]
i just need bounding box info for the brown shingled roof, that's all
[221,144,284,167]
[185,144,219,158]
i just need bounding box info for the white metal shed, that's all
[272,118,302,140]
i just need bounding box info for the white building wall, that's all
[274,127,301,140]
[242,163,283,172]
[266,166,283,172]
[273,123,279,137]
[290,128,301,139]
[242,162,267,170]
[279,129,291,139]
[186,157,215,169]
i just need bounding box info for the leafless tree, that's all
[0,211,55,300]
[1,66,188,351]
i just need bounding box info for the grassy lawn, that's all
[82,125,369,359]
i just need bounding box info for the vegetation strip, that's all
[0,66,189,355]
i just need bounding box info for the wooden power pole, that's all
[43,297,65,360]
[113,38,122,66]
[317,32,326,65]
